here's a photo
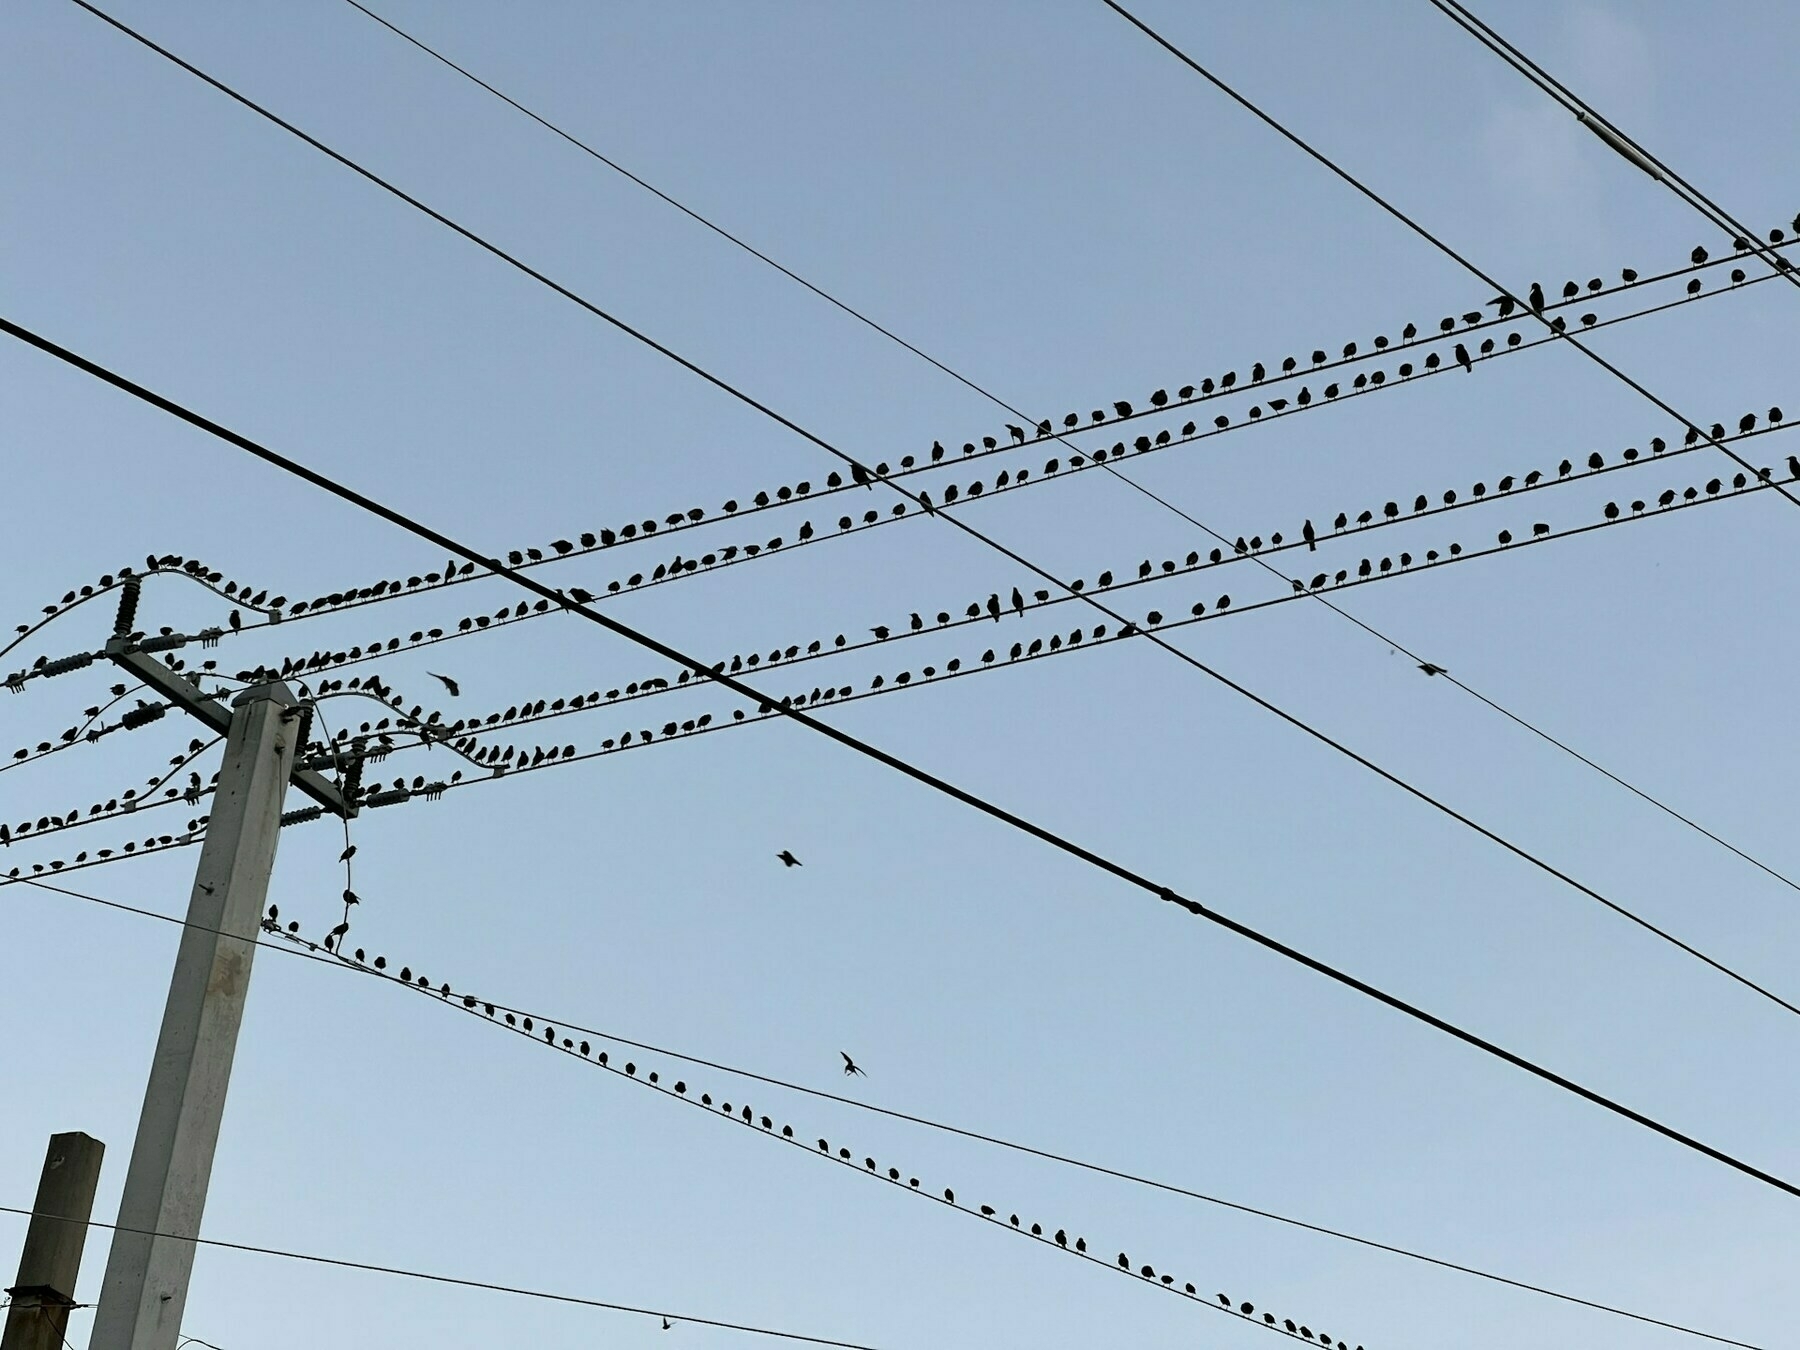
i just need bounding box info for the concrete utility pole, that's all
[2,1132,105,1350]
[87,674,339,1350]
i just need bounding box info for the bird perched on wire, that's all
[1454,342,1472,374]
[1010,586,1025,617]
[841,1051,867,1077]
[777,850,802,868]
[426,672,460,697]
[1418,662,1447,677]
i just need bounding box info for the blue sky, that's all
[4,2,1799,1346]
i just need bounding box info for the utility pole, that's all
[86,609,357,1350]
[2,1132,104,1350]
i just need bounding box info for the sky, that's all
[3,2,1799,1347]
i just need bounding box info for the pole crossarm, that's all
[103,639,357,818]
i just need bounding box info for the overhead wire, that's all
[7,315,1800,1208]
[1096,0,1800,515]
[1,243,1768,685]
[1423,0,1800,296]
[50,0,1800,1028]
[20,870,1759,1348]
[0,1204,890,1349]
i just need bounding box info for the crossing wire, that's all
[52,0,1800,1028]
[8,315,1800,1208]
[1097,0,1800,514]
[1424,0,1800,297]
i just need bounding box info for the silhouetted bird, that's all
[1528,281,1545,312]
[1010,587,1024,617]
[1302,519,1316,551]
[426,672,460,697]
[870,625,890,640]
[841,1051,867,1077]
[1419,662,1447,676]
[1006,424,1025,444]
[1454,343,1472,374]
[1692,245,1708,265]
[986,593,1002,622]
[777,850,801,868]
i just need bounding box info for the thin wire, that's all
[1425,0,1800,295]
[19,872,1761,1349]
[1097,0,1800,515]
[0,1205,887,1348]
[312,0,1800,909]
[51,3,1800,1029]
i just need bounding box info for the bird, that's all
[986,593,1002,622]
[1010,586,1025,617]
[1418,662,1447,676]
[662,1317,673,1331]
[426,672,460,697]
[1302,519,1316,551]
[777,850,802,868]
[1006,423,1025,444]
[1528,281,1545,312]
[1454,342,1472,374]
[841,1051,867,1077]
[870,625,890,641]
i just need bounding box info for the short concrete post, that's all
[2,1132,105,1350]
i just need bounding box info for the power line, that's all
[50,2,1800,1027]
[5,319,1800,1209]
[0,245,1768,685]
[0,1205,890,1348]
[18,871,1761,1349]
[1096,0,1800,515]
[1424,0,1800,296]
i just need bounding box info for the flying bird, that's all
[841,1052,867,1077]
[777,850,802,868]
[426,672,460,697]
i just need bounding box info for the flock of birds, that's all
[6,428,1792,870]
[10,215,1796,698]
[14,442,1789,867]
[251,908,1366,1349]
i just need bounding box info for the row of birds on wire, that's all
[253,910,1370,1350]
[6,449,1792,859]
[9,397,1786,717]
[65,414,1795,713]
[12,445,1779,871]
[5,230,1791,682]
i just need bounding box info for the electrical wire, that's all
[0,1205,890,1348]
[23,871,1759,1348]
[6,315,1800,1210]
[1097,0,1800,515]
[1,242,1763,695]
[1424,0,1800,297]
[47,3,1800,1030]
